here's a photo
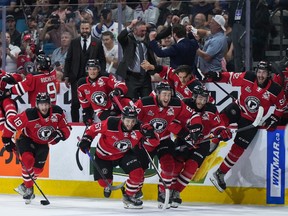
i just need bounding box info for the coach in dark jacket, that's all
[64,20,106,122]
[149,24,199,70]
[116,19,156,100]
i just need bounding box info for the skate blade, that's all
[123,203,143,209]
[158,202,170,209]
[25,199,32,205]
[209,176,224,193]
[171,202,180,208]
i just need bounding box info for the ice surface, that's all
[1,194,287,216]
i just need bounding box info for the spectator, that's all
[134,0,160,28]
[32,0,53,29]
[51,31,72,81]
[91,8,124,43]
[51,0,72,23]
[3,32,21,73]
[64,20,106,122]
[101,31,118,74]
[6,15,21,47]
[0,0,17,13]
[189,0,214,23]
[197,15,228,74]
[116,19,156,100]
[149,24,199,72]
[112,0,134,27]
[22,15,40,46]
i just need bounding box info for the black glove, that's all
[78,135,93,153]
[109,88,122,100]
[2,74,17,84]
[82,107,94,126]
[213,127,232,141]
[49,130,65,145]
[2,137,16,152]
[140,123,156,139]
[204,71,222,81]
[263,114,279,131]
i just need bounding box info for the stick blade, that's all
[252,106,264,127]
[110,181,126,191]
[40,200,50,205]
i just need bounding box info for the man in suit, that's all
[149,24,199,71]
[116,19,156,100]
[64,20,106,122]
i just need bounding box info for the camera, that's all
[51,18,60,25]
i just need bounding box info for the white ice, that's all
[1,194,288,216]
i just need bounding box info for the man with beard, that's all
[116,19,156,100]
[64,20,106,122]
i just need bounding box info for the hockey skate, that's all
[170,190,182,208]
[122,187,143,209]
[157,189,171,209]
[103,187,111,198]
[14,183,35,200]
[210,169,226,192]
[23,187,35,204]
[135,189,143,200]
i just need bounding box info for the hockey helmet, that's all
[256,61,271,76]
[192,85,209,99]
[36,92,51,105]
[86,59,101,71]
[36,54,51,71]
[155,81,173,95]
[121,106,138,119]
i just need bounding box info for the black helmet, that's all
[36,92,51,105]
[155,81,173,95]
[121,106,137,119]
[256,61,271,76]
[192,85,209,99]
[36,54,51,70]
[86,59,101,70]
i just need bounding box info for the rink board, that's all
[0,125,287,205]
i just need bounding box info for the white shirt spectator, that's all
[5,44,21,73]
[134,2,160,26]
[104,44,118,74]
[91,21,123,44]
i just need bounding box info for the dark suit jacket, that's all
[64,36,106,83]
[116,28,156,79]
[149,37,199,69]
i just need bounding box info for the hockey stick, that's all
[176,106,264,150]
[76,125,89,171]
[85,149,125,191]
[140,140,170,210]
[13,149,50,205]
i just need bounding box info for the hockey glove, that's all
[2,137,16,152]
[82,107,94,126]
[49,130,65,145]
[109,88,122,100]
[263,114,279,131]
[140,123,156,139]
[78,135,93,154]
[1,74,17,84]
[213,127,232,141]
[204,71,222,81]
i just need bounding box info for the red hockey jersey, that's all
[84,117,159,160]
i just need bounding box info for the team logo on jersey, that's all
[97,78,105,87]
[245,86,251,93]
[91,91,107,107]
[84,89,90,94]
[167,107,174,116]
[262,92,270,100]
[244,96,260,113]
[202,112,209,121]
[34,123,41,128]
[175,92,184,100]
[51,114,58,123]
[113,139,132,152]
[38,126,54,141]
[150,118,167,133]
[147,110,154,116]
[130,131,138,140]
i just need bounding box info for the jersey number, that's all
[47,82,57,103]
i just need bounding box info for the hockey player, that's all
[170,85,232,208]
[78,106,159,209]
[1,93,71,203]
[77,59,129,125]
[5,53,57,107]
[133,81,203,208]
[0,70,22,130]
[205,61,287,192]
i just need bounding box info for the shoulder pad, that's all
[182,98,195,109]
[187,80,202,91]
[51,105,64,114]
[204,103,217,113]
[25,108,39,121]
[268,81,282,96]
[107,116,121,131]
[77,77,87,87]
[244,72,256,82]
[168,97,181,106]
[141,96,155,106]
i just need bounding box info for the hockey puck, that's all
[40,200,50,205]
